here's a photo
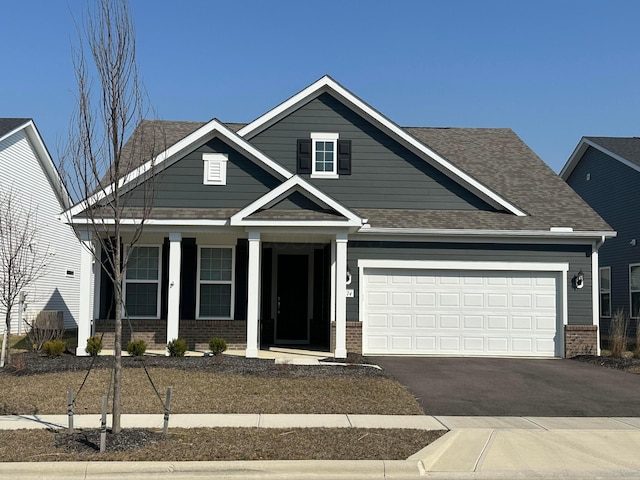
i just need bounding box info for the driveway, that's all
[369,357,640,416]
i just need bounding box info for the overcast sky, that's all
[3,0,639,173]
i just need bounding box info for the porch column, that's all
[76,230,94,356]
[166,232,182,353]
[92,240,102,336]
[246,231,261,358]
[335,233,348,358]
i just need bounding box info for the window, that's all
[600,267,610,317]
[197,246,234,318]
[124,246,161,318]
[631,264,640,318]
[311,132,339,177]
[203,153,228,185]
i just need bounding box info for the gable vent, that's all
[203,153,228,185]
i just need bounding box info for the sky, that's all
[2,0,640,173]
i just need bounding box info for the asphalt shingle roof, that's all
[0,118,30,137]
[585,136,640,168]
[95,120,612,233]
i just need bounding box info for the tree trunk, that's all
[112,237,123,434]
[4,309,12,367]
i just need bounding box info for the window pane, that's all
[632,292,640,318]
[125,283,158,317]
[127,247,159,280]
[600,293,610,317]
[199,284,232,317]
[200,248,232,281]
[631,266,640,290]
[600,269,610,291]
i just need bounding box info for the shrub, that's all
[609,310,629,358]
[209,337,227,356]
[43,339,66,358]
[126,339,147,357]
[85,335,103,357]
[25,311,65,352]
[167,338,188,357]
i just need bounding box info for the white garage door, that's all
[362,268,560,357]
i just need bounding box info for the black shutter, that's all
[180,238,197,320]
[234,239,248,320]
[297,139,312,174]
[337,139,351,175]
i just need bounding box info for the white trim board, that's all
[357,259,569,273]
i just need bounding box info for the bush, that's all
[85,335,103,357]
[209,337,227,356]
[167,338,188,357]
[126,339,147,357]
[609,310,629,358]
[25,311,65,352]
[43,339,66,358]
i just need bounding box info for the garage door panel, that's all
[363,268,560,357]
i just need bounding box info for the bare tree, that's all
[0,188,49,368]
[60,0,163,434]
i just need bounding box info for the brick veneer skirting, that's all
[330,321,362,354]
[93,319,247,351]
[564,325,598,357]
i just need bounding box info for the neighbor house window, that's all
[197,246,234,318]
[311,132,339,178]
[124,246,161,318]
[600,267,611,317]
[631,264,640,318]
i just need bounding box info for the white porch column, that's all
[334,233,348,358]
[246,231,261,358]
[76,230,94,356]
[166,232,182,354]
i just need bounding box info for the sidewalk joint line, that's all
[345,414,353,427]
[524,417,549,430]
[473,428,496,472]
[612,417,640,430]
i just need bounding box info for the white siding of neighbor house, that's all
[0,128,81,334]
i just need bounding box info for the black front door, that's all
[275,254,309,343]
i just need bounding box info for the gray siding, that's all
[250,93,496,211]
[346,241,593,326]
[566,146,640,332]
[126,137,281,209]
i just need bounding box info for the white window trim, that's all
[196,245,235,320]
[630,263,640,318]
[203,152,228,185]
[123,244,162,319]
[599,266,611,318]
[310,132,339,178]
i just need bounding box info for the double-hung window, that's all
[599,267,611,318]
[311,132,339,178]
[124,246,161,318]
[630,264,640,318]
[197,246,234,319]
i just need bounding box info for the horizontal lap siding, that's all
[126,137,281,209]
[346,241,593,326]
[0,130,81,333]
[566,147,640,333]
[250,93,495,211]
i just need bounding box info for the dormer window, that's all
[203,153,228,185]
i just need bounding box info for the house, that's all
[0,118,81,334]
[66,76,614,358]
[561,137,640,337]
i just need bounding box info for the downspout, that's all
[593,235,607,356]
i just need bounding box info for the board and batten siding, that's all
[126,137,281,209]
[345,241,593,327]
[566,146,640,333]
[249,93,496,212]
[0,129,81,333]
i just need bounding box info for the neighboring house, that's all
[66,76,614,358]
[561,137,640,337]
[0,118,81,333]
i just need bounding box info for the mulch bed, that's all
[571,354,640,373]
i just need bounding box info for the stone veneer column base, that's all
[564,325,598,357]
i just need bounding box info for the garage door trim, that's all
[358,260,569,356]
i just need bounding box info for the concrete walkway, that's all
[2,414,640,478]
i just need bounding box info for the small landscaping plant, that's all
[167,338,188,357]
[126,339,147,357]
[85,335,103,357]
[609,310,629,358]
[209,337,227,356]
[43,339,66,358]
